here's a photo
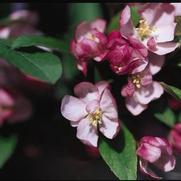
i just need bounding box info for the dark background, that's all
[0,3,181,180]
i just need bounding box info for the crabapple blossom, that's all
[70,19,108,75]
[121,66,164,116]
[169,123,181,154]
[0,10,38,38]
[137,136,176,179]
[106,31,148,75]
[0,88,32,125]
[61,81,120,147]
[120,5,178,55]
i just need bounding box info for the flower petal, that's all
[76,117,98,147]
[171,3,181,16]
[153,42,178,55]
[154,154,176,172]
[95,81,110,96]
[135,81,164,105]
[74,82,99,103]
[75,21,91,42]
[100,89,118,120]
[61,95,87,122]
[155,23,176,43]
[90,19,106,33]
[139,159,162,179]
[148,52,165,75]
[120,5,135,38]
[125,96,148,116]
[137,142,161,163]
[99,115,120,139]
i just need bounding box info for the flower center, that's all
[137,19,155,40]
[132,74,141,89]
[89,108,102,128]
[86,32,99,43]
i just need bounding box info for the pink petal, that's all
[171,3,181,16]
[154,154,176,172]
[99,115,120,139]
[153,42,178,55]
[0,28,10,38]
[76,117,98,147]
[61,95,87,122]
[86,100,100,113]
[139,159,162,179]
[121,81,135,97]
[0,89,14,106]
[153,4,175,27]
[0,89,14,124]
[100,89,118,120]
[137,143,161,163]
[155,23,176,43]
[120,5,135,38]
[74,82,99,103]
[125,96,148,116]
[90,19,106,33]
[142,4,174,27]
[148,52,165,75]
[95,81,110,96]
[75,22,91,42]
[135,81,164,105]
[131,59,148,74]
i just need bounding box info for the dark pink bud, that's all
[169,123,181,154]
[70,19,108,75]
[137,136,176,179]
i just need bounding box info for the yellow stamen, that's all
[132,74,141,89]
[86,33,99,43]
[89,108,102,128]
[137,19,155,40]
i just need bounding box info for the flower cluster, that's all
[0,10,48,125]
[61,3,181,179]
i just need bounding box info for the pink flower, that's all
[169,123,181,154]
[0,88,32,125]
[137,136,176,179]
[0,89,14,125]
[130,3,181,17]
[120,5,178,55]
[61,81,120,147]
[106,31,148,75]
[121,67,164,115]
[70,19,108,75]
[0,10,38,39]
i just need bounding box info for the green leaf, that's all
[68,3,103,26]
[175,16,181,36]
[99,124,137,180]
[160,82,181,101]
[154,107,176,128]
[12,35,69,53]
[107,13,120,33]
[0,42,62,84]
[62,53,79,80]
[0,135,17,169]
[130,6,140,27]
[0,38,14,47]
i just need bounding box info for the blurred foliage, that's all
[154,107,176,128]
[0,135,17,169]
